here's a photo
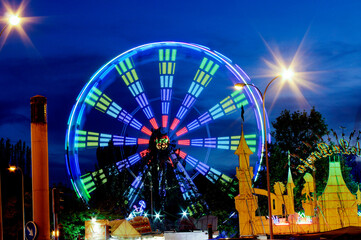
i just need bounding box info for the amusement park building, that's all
[234,128,361,236]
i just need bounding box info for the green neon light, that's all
[205,60,214,72]
[115,65,122,75]
[89,93,99,102]
[234,94,245,103]
[119,62,127,72]
[171,49,177,61]
[201,74,210,86]
[82,175,92,183]
[224,105,236,114]
[159,49,164,61]
[165,49,170,61]
[250,147,256,153]
[210,64,219,75]
[88,131,99,136]
[99,97,110,106]
[221,99,233,108]
[121,75,129,86]
[231,136,240,139]
[77,130,87,135]
[246,140,256,145]
[162,62,167,74]
[93,88,102,96]
[244,134,257,138]
[236,99,249,108]
[80,180,91,200]
[194,70,200,81]
[197,71,205,83]
[125,58,132,69]
[231,89,242,97]
[221,174,232,183]
[87,142,98,147]
[101,179,107,184]
[87,136,99,141]
[75,143,86,148]
[131,69,138,81]
[126,72,134,84]
[75,136,86,142]
[85,98,95,106]
[200,58,207,69]
[167,62,172,74]
[102,94,111,102]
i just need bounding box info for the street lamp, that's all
[8,166,25,240]
[0,14,22,38]
[235,68,294,239]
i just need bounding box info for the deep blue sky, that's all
[1,0,361,185]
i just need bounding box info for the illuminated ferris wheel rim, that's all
[67,41,268,150]
[65,41,270,203]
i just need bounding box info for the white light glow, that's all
[8,15,20,25]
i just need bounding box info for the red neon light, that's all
[178,140,190,146]
[138,138,149,145]
[176,127,188,137]
[162,115,168,128]
[141,126,152,136]
[175,149,187,159]
[170,118,180,130]
[140,149,150,157]
[150,118,159,129]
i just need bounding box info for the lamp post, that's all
[235,68,294,239]
[9,166,25,240]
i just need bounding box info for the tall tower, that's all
[234,126,258,236]
[31,95,50,240]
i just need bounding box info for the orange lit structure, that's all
[30,95,50,240]
[234,128,361,237]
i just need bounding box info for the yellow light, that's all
[91,217,97,223]
[8,15,21,26]
[8,166,17,172]
[281,68,294,81]
[234,83,246,90]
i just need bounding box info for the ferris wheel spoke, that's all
[177,134,257,153]
[115,151,148,172]
[74,130,149,150]
[83,86,152,136]
[79,168,109,201]
[174,89,250,138]
[159,48,177,130]
[175,150,237,197]
[169,57,220,133]
[124,165,149,210]
[173,160,209,216]
[115,57,159,130]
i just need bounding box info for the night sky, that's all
[1,0,361,185]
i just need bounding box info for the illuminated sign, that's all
[296,139,361,173]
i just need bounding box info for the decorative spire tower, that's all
[234,125,258,236]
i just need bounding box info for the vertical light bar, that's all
[159,48,177,130]
[170,57,219,133]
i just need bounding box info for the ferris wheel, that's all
[65,41,269,215]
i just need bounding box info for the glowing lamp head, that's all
[8,15,21,26]
[234,83,246,90]
[281,68,294,81]
[91,217,97,223]
[8,166,17,172]
[155,212,160,219]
